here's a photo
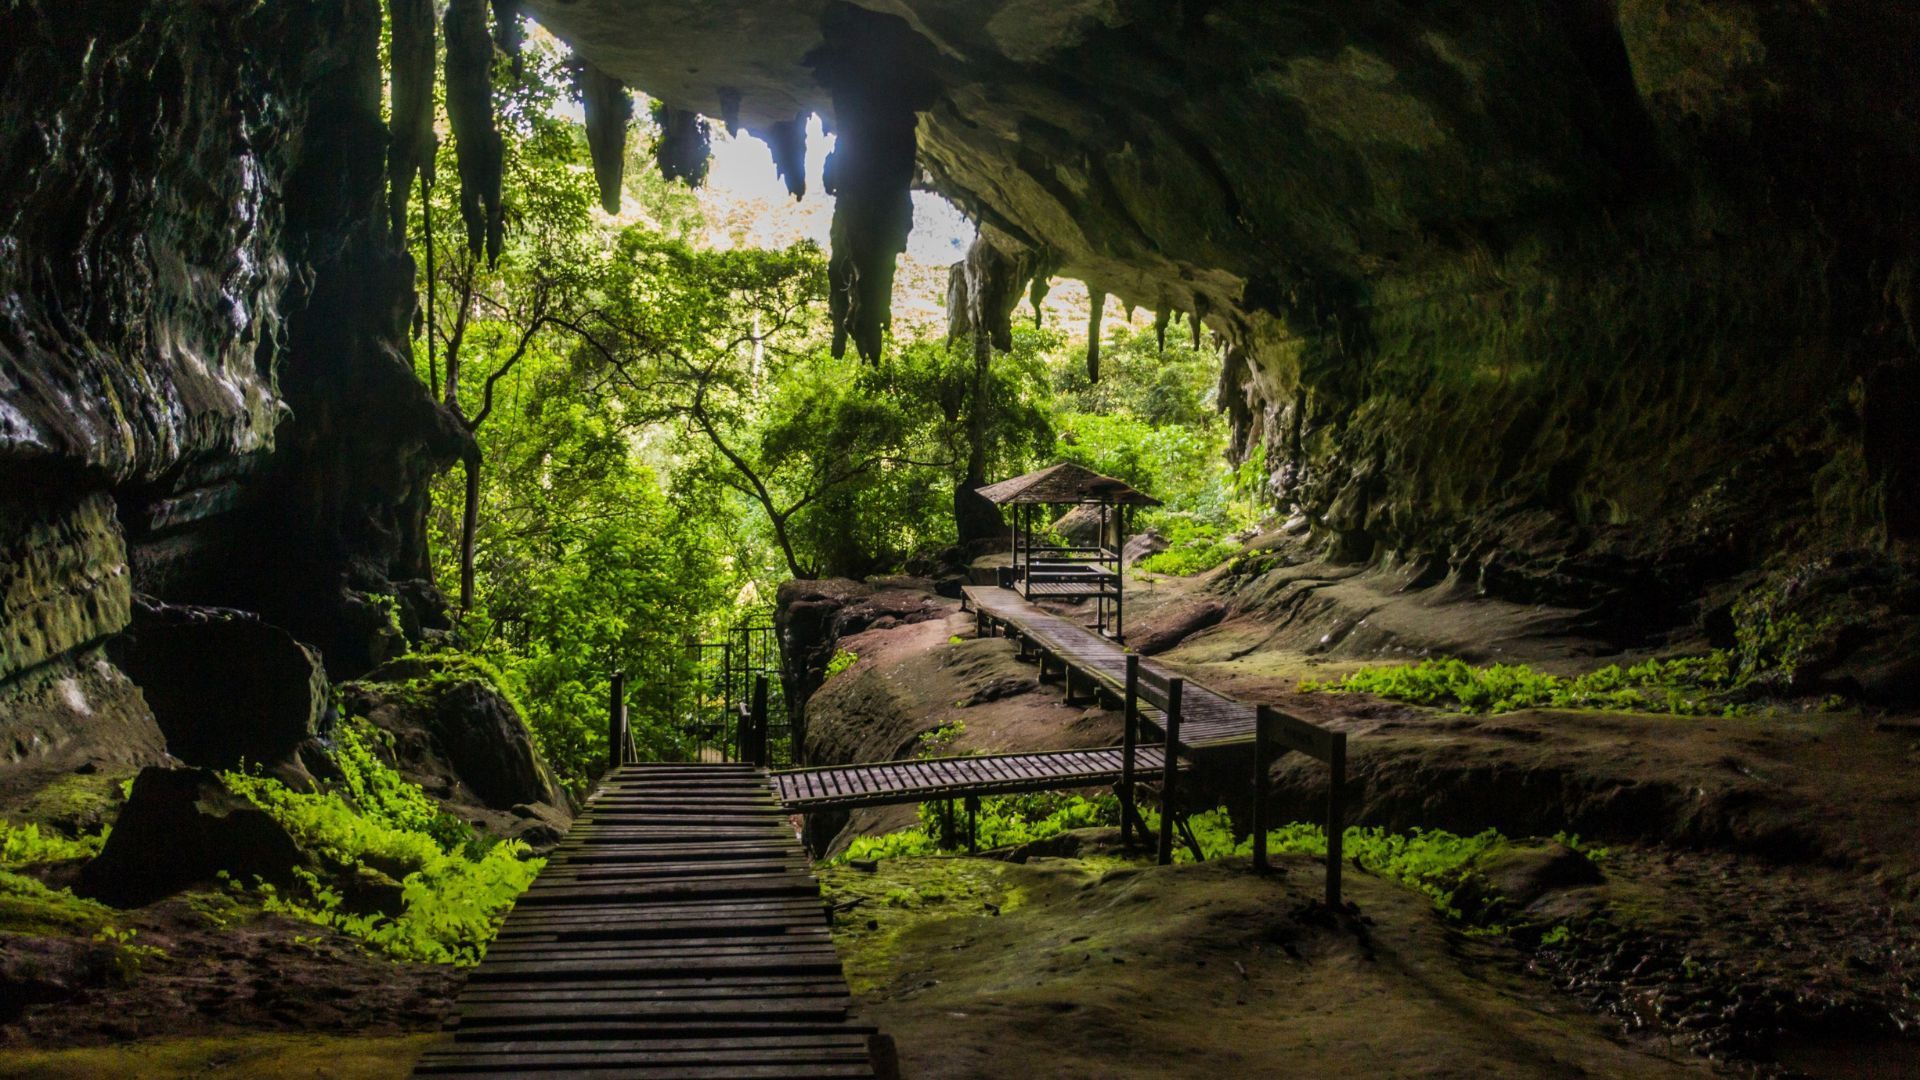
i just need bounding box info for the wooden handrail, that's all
[1252,704,1348,907]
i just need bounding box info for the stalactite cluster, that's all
[654,106,712,187]
[809,5,937,363]
[444,0,504,263]
[578,62,631,214]
[385,0,436,244]
[759,118,808,199]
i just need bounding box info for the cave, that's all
[1,0,1916,1075]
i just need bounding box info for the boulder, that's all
[1122,529,1168,568]
[340,656,568,816]
[78,767,306,907]
[1130,599,1227,656]
[107,603,327,779]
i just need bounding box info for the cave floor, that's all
[825,846,1702,1079]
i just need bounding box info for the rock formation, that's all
[1,0,467,780]
[523,0,1918,656]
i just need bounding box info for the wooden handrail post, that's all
[751,674,770,767]
[1326,729,1347,907]
[608,670,627,774]
[1121,655,1139,851]
[1253,705,1272,874]
[1159,677,1182,866]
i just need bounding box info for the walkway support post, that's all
[965,795,979,853]
[608,670,627,773]
[749,674,770,767]
[1326,729,1347,907]
[1159,677,1183,866]
[1121,655,1139,851]
[1253,706,1273,874]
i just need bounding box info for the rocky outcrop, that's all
[339,655,570,840]
[775,578,952,738]
[526,0,1920,654]
[78,767,307,908]
[107,603,330,782]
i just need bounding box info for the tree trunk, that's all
[459,450,481,613]
[954,328,1004,545]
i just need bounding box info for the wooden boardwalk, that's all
[774,745,1172,811]
[963,585,1255,748]
[415,763,886,1078]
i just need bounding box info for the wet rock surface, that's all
[77,768,307,908]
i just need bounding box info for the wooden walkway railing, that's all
[772,745,1171,812]
[414,763,890,1078]
[964,584,1350,904]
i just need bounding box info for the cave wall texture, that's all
[2,0,1916,766]
[534,0,1918,650]
[0,0,465,773]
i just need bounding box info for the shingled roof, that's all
[974,462,1161,506]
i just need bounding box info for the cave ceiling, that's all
[524,0,1660,341]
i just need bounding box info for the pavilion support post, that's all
[750,674,770,767]
[1253,706,1273,874]
[1121,655,1140,850]
[1158,677,1183,866]
[1326,730,1347,907]
[607,670,627,774]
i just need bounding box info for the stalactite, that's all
[1124,302,1136,323]
[578,62,631,214]
[809,6,937,362]
[387,0,436,245]
[945,229,1035,352]
[444,0,504,263]
[490,0,524,75]
[1029,275,1051,328]
[719,88,743,136]
[1154,308,1171,353]
[759,117,808,199]
[1086,290,1106,382]
[654,106,711,187]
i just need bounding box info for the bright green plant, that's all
[0,821,107,871]
[824,649,860,680]
[1300,655,1747,716]
[222,770,542,965]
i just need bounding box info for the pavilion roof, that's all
[974,462,1161,506]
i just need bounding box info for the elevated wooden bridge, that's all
[426,583,1349,1077]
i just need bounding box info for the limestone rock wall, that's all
[0,1,464,771]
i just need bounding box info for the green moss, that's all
[820,856,1024,994]
[0,1033,443,1079]
[0,821,107,870]
[9,771,129,835]
[0,870,115,938]
[823,649,859,680]
[1300,654,1747,716]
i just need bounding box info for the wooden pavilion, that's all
[976,462,1160,641]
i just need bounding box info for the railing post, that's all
[1326,729,1347,907]
[608,670,627,773]
[1159,677,1182,866]
[1121,655,1139,851]
[750,674,770,767]
[1253,706,1273,874]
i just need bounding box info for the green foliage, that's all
[221,770,541,966]
[0,870,116,937]
[1135,513,1244,576]
[0,820,107,870]
[829,791,1120,866]
[1300,654,1748,716]
[332,720,479,856]
[1731,575,1839,689]
[823,649,859,680]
